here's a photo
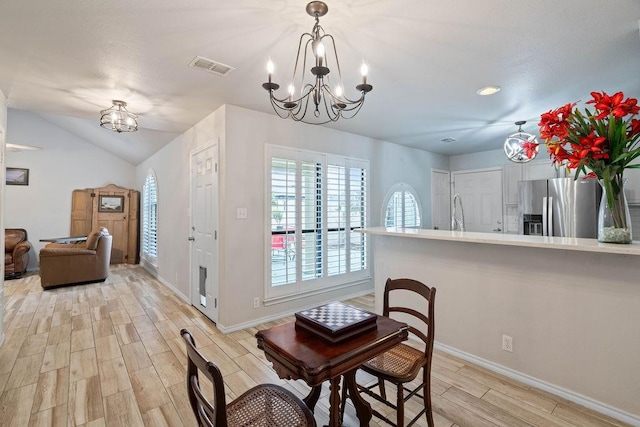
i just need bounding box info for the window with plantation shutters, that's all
[267,146,369,299]
[142,171,158,265]
[384,183,422,228]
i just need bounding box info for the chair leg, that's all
[378,377,387,399]
[396,383,405,427]
[424,370,434,427]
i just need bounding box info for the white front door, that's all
[452,169,503,233]
[190,143,219,322]
[431,169,451,230]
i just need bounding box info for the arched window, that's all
[384,183,422,228]
[142,170,158,265]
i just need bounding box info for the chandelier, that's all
[100,100,138,133]
[262,1,373,124]
[504,120,539,163]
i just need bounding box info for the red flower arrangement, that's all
[530,91,640,236]
[535,91,640,180]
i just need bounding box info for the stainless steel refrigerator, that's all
[518,177,601,237]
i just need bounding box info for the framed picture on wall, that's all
[98,195,124,213]
[6,167,29,185]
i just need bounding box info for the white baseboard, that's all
[217,288,375,334]
[141,263,190,304]
[435,342,640,427]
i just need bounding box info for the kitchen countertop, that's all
[358,227,640,256]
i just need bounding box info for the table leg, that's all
[304,385,322,412]
[344,369,372,426]
[328,377,342,427]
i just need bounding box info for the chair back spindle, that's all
[182,328,316,427]
[182,329,227,426]
[352,278,436,427]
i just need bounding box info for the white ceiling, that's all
[1,0,639,165]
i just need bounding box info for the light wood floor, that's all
[0,265,630,427]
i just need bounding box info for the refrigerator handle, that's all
[548,196,553,236]
[542,196,548,236]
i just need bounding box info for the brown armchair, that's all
[39,227,112,289]
[4,228,32,279]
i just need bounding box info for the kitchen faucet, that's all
[451,193,465,231]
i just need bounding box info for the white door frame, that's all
[431,168,451,230]
[189,142,219,322]
[0,128,5,346]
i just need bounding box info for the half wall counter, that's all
[359,227,640,425]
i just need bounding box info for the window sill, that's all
[263,276,372,307]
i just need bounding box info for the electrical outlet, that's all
[253,297,260,309]
[237,208,248,219]
[502,334,513,352]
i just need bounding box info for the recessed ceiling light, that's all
[477,85,501,96]
[441,137,457,143]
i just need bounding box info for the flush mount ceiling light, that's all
[504,120,539,163]
[262,1,373,124]
[6,143,43,151]
[477,85,501,96]
[100,100,138,133]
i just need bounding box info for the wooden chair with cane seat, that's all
[347,278,436,427]
[181,329,316,427]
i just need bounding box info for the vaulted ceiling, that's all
[1,0,639,164]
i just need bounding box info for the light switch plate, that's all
[237,208,248,219]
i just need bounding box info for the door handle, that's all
[542,196,548,236]
[548,196,553,236]
[188,237,195,241]
[493,228,502,232]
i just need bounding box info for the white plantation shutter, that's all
[301,161,323,281]
[327,163,347,276]
[403,191,420,227]
[267,147,369,298]
[349,166,367,272]
[385,191,402,227]
[142,172,158,263]
[271,158,297,286]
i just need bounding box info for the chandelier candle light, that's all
[100,100,138,133]
[262,1,373,124]
[529,91,640,243]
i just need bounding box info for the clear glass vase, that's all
[598,176,632,244]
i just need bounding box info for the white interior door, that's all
[452,169,503,233]
[431,169,451,230]
[190,143,219,322]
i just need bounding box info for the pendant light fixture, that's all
[504,120,539,163]
[262,1,373,124]
[100,100,138,133]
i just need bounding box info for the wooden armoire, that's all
[70,184,139,264]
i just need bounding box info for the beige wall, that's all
[5,110,136,270]
[136,104,226,301]
[0,89,7,346]
[371,234,640,423]
[136,104,449,330]
[222,105,449,328]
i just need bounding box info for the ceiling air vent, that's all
[188,56,235,76]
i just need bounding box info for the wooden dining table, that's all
[256,315,408,427]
